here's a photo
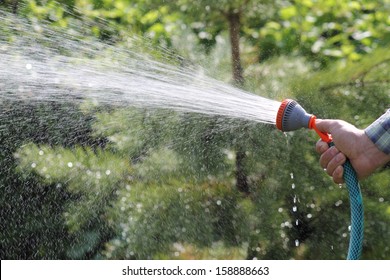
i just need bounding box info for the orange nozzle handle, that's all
[309,115,332,143]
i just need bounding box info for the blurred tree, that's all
[159,0,278,194]
[0,0,20,13]
[175,1,257,194]
[0,101,104,259]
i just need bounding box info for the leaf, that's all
[141,10,160,25]
[265,21,281,30]
[280,6,297,20]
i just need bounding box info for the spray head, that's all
[276,99,332,142]
[276,99,312,132]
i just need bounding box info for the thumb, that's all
[315,119,339,134]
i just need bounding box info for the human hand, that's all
[315,119,389,183]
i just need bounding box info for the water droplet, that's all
[33,24,42,33]
[226,150,234,160]
[67,162,73,168]
[335,200,343,207]
[292,206,297,212]
[295,239,300,247]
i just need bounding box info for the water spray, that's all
[276,99,364,260]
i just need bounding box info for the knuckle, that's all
[332,166,344,184]
[319,155,327,169]
[316,141,328,154]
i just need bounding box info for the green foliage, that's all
[17,0,389,64]
[16,143,129,230]
[257,0,390,64]
[0,101,100,259]
[92,109,178,156]
[104,181,251,259]
[293,47,390,122]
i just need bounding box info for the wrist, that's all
[362,132,390,171]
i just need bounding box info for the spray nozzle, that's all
[276,99,332,143]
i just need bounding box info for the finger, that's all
[326,152,346,177]
[319,146,339,169]
[332,165,344,184]
[316,140,329,154]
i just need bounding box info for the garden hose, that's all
[276,99,364,260]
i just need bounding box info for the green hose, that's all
[343,160,364,259]
[330,143,364,260]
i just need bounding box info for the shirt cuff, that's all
[364,110,390,155]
